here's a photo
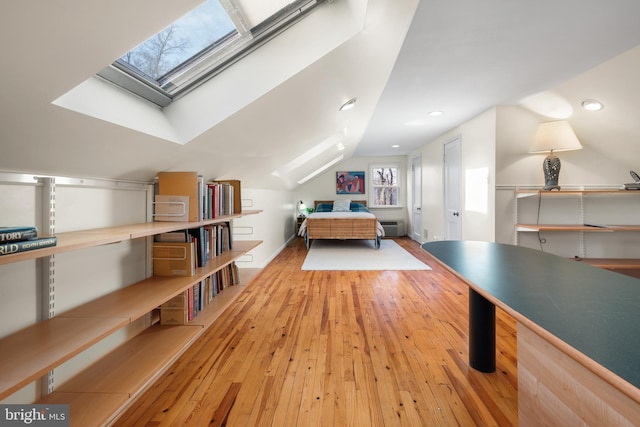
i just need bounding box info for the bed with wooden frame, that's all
[298,200,384,249]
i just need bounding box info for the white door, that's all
[411,155,422,242]
[444,137,462,240]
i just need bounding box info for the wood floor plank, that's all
[112,237,518,426]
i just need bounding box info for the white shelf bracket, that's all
[38,177,56,395]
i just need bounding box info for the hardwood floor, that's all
[113,237,518,426]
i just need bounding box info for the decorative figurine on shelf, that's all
[624,171,640,190]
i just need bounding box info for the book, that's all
[187,286,194,321]
[197,175,204,222]
[160,306,188,325]
[206,182,223,218]
[215,182,233,215]
[0,226,38,243]
[153,195,189,222]
[152,241,195,276]
[188,227,208,268]
[0,236,57,256]
[155,231,189,243]
[160,291,188,325]
[157,171,200,222]
[213,180,242,214]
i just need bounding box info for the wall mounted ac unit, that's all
[380,220,405,237]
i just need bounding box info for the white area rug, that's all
[301,239,431,271]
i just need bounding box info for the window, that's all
[97,0,324,107]
[370,164,402,208]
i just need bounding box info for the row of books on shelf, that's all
[154,171,241,222]
[0,226,57,256]
[152,224,232,276]
[160,262,240,325]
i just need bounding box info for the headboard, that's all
[314,200,367,209]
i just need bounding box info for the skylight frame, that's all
[97,0,324,108]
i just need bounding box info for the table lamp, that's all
[297,200,307,217]
[529,120,582,190]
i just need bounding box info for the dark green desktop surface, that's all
[422,240,640,389]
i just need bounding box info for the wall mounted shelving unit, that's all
[514,188,640,278]
[0,174,262,426]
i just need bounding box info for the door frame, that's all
[411,154,422,242]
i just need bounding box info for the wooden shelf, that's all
[577,258,640,269]
[0,174,262,427]
[574,258,640,279]
[53,324,202,395]
[516,224,640,232]
[36,285,249,426]
[59,240,261,321]
[37,324,201,426]
[515,189,637,198]
[515,188,640,279]
[38,392,128,427]
[0,239,260,401]
[0,211,262,266]
[0,316,128,399]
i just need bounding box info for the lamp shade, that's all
[297,200,307,216]
[529,120,583,153]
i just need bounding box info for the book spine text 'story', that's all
[0,226,38,243]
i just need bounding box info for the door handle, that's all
[453,211,460,217]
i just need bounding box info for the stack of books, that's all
[153,171,242,222]
[0,226,57,256]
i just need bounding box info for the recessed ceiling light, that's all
[427,111,443,116]
[339,97,357,111]
[392,144,400,148]
[581,99,603,111]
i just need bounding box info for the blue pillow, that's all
[315,203,333,213]
[350,202,369,212]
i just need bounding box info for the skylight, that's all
[98,0,323,107]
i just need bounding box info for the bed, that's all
[297,200,385,249]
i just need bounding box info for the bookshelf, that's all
[0,193,261,425]
[514,188,640,276]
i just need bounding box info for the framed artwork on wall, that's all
[336,171,365,194]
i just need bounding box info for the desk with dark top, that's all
[422,240,640,426]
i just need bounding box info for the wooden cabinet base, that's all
[518,324,640,426]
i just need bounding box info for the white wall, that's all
[496,106,586,187]
[419,108,497,243]
[495,104,631,188]
[493,105,637,248]
[419,104,640,261]
[293,155,410,224]
[233,188,294,268]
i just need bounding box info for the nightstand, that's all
[296,215,306,236]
